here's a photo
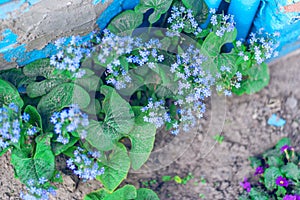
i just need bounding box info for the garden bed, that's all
[0,49,299,200]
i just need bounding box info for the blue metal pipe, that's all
[228,0,261,40]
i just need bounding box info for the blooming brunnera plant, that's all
[239,138,300,200]
[0,0,282,199]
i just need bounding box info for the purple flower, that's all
[240,178,251,192]
[281,145,291,153]
[283,194,300,200]
[276,176,289,187]
[254,166,264,176]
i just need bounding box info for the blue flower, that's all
[22,113,30,122]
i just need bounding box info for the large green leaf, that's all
[23,59,54,79]
[26,79,65,98]
[136,188,160,200]
[84,189,108,200]
[85,120,118,151]
[37,83,90,120]
[249,188,269,200]
[275,137,291,150]
[264,167,282,190]
[0,68,32,88]
[135,0,173,24]
[107,10,143,35]
[105,185,137,200]
[0,78,24,108]
[182,0,208,24]
[281,163,300,181]
[128,122,156,170]
[11,134,55,185]
[24,105,43,129]
[101,86,134,135]
[201,30,237,57]
[75,75,101,92]
[97,143,131,192]
[84,185,138,200]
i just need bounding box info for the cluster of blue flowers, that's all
[0,103,38,151]
[209,8,235,37]
[97,30,164,89]
[248,29,280,64]
[20,178,56,200]
[170,45,215,134]
[50,33,98,78]
[50,104,89,144]
[141,99,171,129]
[166,6,201,36]
[66,147,104,181]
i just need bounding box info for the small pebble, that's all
[286,96,298,109]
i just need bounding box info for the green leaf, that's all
[162,175,172,182]
[107,10,143,35]
[85,185,138,200]
[84,189,108,200]
[135,0,173,24]
[249,188,269,200]
[26,79,65,98]
[264,167,282,190]
[182,0,208,24]
[82,98,101,115]
[249,157,262,169]
[275,138,291,150]
[75,75,101,92]
[0,68,32,88]
[281,163,300,181]
[233,63,270,95]
[174,175,182,184]
[37,83,90,122]
[11,134,55,185]
[101,86,134,135]
[24,105,43,129]
[105,185,137,200]
[201,30,237,57]
[97,143,131,192]
[52,136,79,156]
[0,78,24,108]
[128,122,156,170]
[217,53,238,77]
[85,120,116,151]
[136,188,160,200]
[23,59,54,79]
[276,186,286,197]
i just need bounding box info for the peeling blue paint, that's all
[0,29,18,53]
[0,28,99,66]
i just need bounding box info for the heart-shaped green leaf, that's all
[135,0,173,24]
[136,188,160,200]
[108,10,143,35]
[128,122,156,170]
[97,143,130,192]
[11,134,55,185]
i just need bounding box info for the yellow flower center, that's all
[280,180,284,184]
